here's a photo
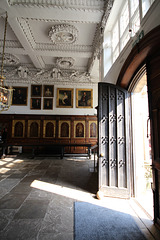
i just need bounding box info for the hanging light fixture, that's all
[0,12,13,111]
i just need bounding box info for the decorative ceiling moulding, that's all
[0,40,22,49]
[88,0,114,73]
[36,43,92,54]
[56,57,75,69]
[18,18,36,49]
[0,53,19,66]
[8,0,105,11]
[6,78,96,87]
[48,24,78,45]
[4,66,97,84]
[27,17,100,24]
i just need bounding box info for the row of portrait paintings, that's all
[12,86,93,109]
[12,120,97,138]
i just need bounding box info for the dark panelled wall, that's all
[0,114,97,154]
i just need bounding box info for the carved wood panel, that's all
[98,83,129,198]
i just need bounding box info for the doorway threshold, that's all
[129,198,160,240]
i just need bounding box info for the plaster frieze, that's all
[4,66,98,85]
[48,24,78,44]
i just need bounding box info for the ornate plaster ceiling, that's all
[0,0,114,84]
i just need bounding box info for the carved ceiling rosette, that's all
[48,24,78,44]
[56,57,75,69]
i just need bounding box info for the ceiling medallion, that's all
[0,53,19,65]
[56,57,75,69]
[48,24,78,44]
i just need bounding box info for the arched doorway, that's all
[130,69,153,218]
[117,26,160,226]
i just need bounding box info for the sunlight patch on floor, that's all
[0,168,11,174]
[31,180,137,216]
[13,159,24,163]
[31,179,94,202]
[0,160,6,165]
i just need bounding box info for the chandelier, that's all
[0,12,13,111]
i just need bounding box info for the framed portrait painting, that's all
[56,88,73,108]
[76,89,93,108]
[30,98,41,110]
[43,85,54,97]
[12,87,28,105]
[43,98,53,110]
[31,85,42,97]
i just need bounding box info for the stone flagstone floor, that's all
[0,154,159,240]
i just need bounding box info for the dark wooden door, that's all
[147,54,160,226]
[98,83,130,198]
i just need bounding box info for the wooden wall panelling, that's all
[12,120,25,138]
[0,114,97,154]
[43,120,56,138]
[89,120,97,138]
[58,120,71,138]
[74,120,85,138]
[28,120,41,138]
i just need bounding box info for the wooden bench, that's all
[1,143,92,159]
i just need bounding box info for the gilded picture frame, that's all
[43,85,54,97]
[58,120,71,138]
[56,88,73,108]
[74,121,85,138]
[31,85,42,97]
[43,98,53,110]
[76,88,93,108]
[12,87,28,105]
[43,120,56,138]
[30,98,41,110]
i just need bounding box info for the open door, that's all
[98,82,130,198]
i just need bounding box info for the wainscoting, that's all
[0,114,97,154]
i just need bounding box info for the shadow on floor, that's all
[0,154,98,240]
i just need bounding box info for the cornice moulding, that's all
[88,0,114,72]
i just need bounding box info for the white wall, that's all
[4,82,98,116]
[103,0,160,85]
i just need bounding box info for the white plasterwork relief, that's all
[4,66,97,85]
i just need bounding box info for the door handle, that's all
[100,153,104,157]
